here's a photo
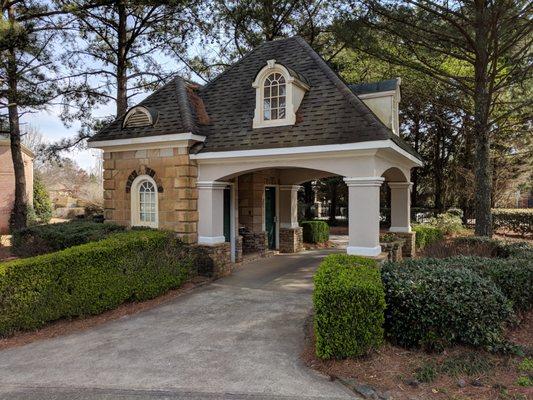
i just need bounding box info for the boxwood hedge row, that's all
[0,230,193,337]
[313,254,385,359]
[412,225,444,249]
[12,221,125,257]
[301,220,329,244]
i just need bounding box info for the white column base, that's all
[198,236,226,245]
[389,226,411,233]
[347,245,382,257]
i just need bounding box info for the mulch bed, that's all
[0,276,210,351]
[302,312,533,400]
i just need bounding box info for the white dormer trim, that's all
[252,59,309,129]
[123,106,154,128]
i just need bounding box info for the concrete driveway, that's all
[0,249,354,400]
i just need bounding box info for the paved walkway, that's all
[0,249,354,400]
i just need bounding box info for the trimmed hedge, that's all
[397,256,533,311]
[313,254,385,359]
[412,225,444,249]
[452,236,533,259]
[493,208,533,237]
[382,261,514,350]
[0,230,193,336]
[301,220,329,243]
[12,221,125,257]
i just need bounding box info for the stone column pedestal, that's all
[195,242,232,278]
[391,231,416,257]
[279,227,303,253]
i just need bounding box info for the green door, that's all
[265,187,276,249]
[223,187,231,242]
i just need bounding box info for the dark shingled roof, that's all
[88,37,421,162]
[349,78,400,95]
[89,77,198,141]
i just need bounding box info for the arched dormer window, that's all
[123,106,157,128]
[252,59,309,129]
[264,73,286,120]
[130,175,158,228]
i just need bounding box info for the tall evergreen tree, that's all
[335,0,532,236]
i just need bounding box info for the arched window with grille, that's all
[263,73,286,121]
[131,175,158,228]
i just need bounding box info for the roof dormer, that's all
[252,59,309,129]
[123,106,158,129]
[350,78,401,135]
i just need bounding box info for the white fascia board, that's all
[357,90,397,99]
[191,140,423,167]
[87,132,206,149]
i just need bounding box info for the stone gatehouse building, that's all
[88,36,422,271]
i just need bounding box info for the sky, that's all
[19,32,212,172]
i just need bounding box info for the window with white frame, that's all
[252,59,309,129]
[263,73,286,121]
[131,175,158,228]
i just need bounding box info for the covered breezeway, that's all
[190,142,421,260]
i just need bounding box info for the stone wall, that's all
[103,147,198,243]
[235,235,243,263]
[393,231,416,257]
[195,242,232,278]
[238,170,280,233]
[240,229,268,254]
[279,227,303,253]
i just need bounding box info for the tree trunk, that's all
[302,181,315,220]
[7,6,28,231]
[473,1,493,237]
[411,117,421,206]
[433,123,444,212]
[328,184,337,224]
[115,0,128,116]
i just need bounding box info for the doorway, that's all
[265,186,277,250]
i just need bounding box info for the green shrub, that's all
[301,220,329,243]
[11,221,125,257]
[382,261,514,350]
[33,175,52,224]
[313,254,385,359]
[496,241,533,259]
[427,212,464,235]
[446,207,464,218]
[397,256,533,311]
[0,230,193,336]
[492,208,533,237]
[412,225,444,249]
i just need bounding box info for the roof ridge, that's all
[293,36,392,137]
[174,76,197,133]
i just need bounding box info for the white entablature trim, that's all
[343,177,385,187]
[87,132,206,151]
[190,139,423,167]
[252,59,309,129]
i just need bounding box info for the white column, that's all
[279,185,300,228]
[388,182,412,233]
[197,181,228,245]
[344,177,385,256]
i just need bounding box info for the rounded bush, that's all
[382,262,514,350]
[301,220,329,243]
[398,255,533,311]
